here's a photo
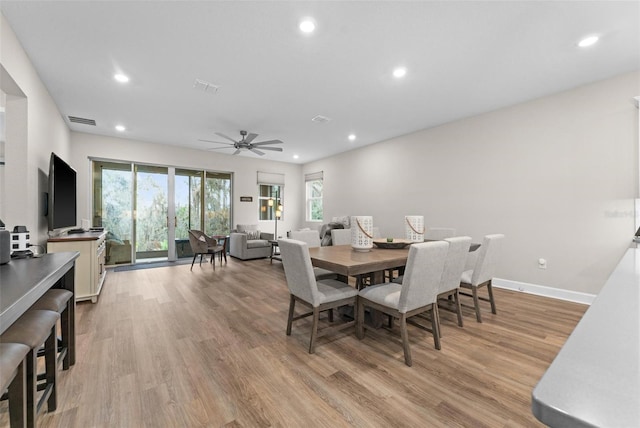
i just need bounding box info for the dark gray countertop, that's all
[531,246,640,427]
[0,251,79,334]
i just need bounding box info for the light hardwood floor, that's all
[1,257,586,427]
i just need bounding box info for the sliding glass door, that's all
[175,169,203,259]
[93,160,232,265]
[93,161,133,265]
[134,164,169,262]
[204,172,232,236]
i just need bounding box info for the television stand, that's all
[47,231,107,303]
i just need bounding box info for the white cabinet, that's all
[47,231,107,303]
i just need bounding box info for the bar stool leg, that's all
[25,350,37,428]
[8,358,27,428]
[61,299,71,370]
[45,325,58,411]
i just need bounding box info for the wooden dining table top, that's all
[308,244,410,277]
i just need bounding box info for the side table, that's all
[269,240,281,264]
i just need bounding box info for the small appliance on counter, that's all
[10,225,33,258]
[0,219,9,264]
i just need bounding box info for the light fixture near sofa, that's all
[268,190,283,239]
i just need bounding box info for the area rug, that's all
[113,258,193,272]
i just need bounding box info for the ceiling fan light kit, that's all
[199,130,284,156]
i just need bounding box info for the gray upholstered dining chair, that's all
[436,236,472,329]
[356,241,449,366]
[425,227,457,240]
[330,228,351,245]
[278,239,358,354]
[286,230,338,280]
[460,234,504,322]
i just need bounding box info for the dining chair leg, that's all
[487,280,497,314]
[286,295,295,336]
[434,304,443,338]
[472,286,482,323]
[431,306,441,350]
[190,254,197,271]
[454,289,464,327]
[356,300,365,339]
[399,314,412,366]
[308,307,320,354]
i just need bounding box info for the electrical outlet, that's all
[538,258,547,269]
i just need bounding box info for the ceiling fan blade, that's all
[215,132,238,143]
[207,147,234,151]
[243,133,258,144]
[251,139,283,146]
[199,139,234,145]
[232,149,242,155]
[253,146,283,152]
[249,148,266,156]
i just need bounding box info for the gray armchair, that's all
[228,224,273,260]
[188,230,226,271]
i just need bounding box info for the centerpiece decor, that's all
[351,216,374,252]
[405,215,424,242]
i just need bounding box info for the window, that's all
[305,171,323,222]
[259,184,283,221]
[257,171,285,221]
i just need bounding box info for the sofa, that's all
[229,224,274,260]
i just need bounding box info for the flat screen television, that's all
[48,152,77,232]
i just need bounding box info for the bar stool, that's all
[0,343,30,428]
[29,289,73,370]
[0,310,60,428]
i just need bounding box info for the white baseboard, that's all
[492,278,595,305]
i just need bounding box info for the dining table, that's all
[308,240,481,287]
[308,244,410,285]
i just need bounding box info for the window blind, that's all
[257,171,285,185]
[304,171,323,181]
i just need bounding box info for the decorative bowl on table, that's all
[372,239,411,249]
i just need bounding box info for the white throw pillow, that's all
[246,230,261,240]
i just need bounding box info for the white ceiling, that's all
[1,1,638,164]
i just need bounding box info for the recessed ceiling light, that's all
[348,134,356,141]
[578,35,599,48]
[115,125,126,132]
[293,154,299,159]
[393,67,407,78]
[114,73,129,83]
[299,19,315,34]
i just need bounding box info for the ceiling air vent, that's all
[193,78,219,94]
[68,116,96,126]
[311,115,331,123]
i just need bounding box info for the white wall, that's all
[69,132,303,237]
[0,13,71,244]
[303,71,640,295]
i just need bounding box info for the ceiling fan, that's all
[200,130,284,156]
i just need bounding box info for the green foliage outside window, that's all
[306,179,323,221]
